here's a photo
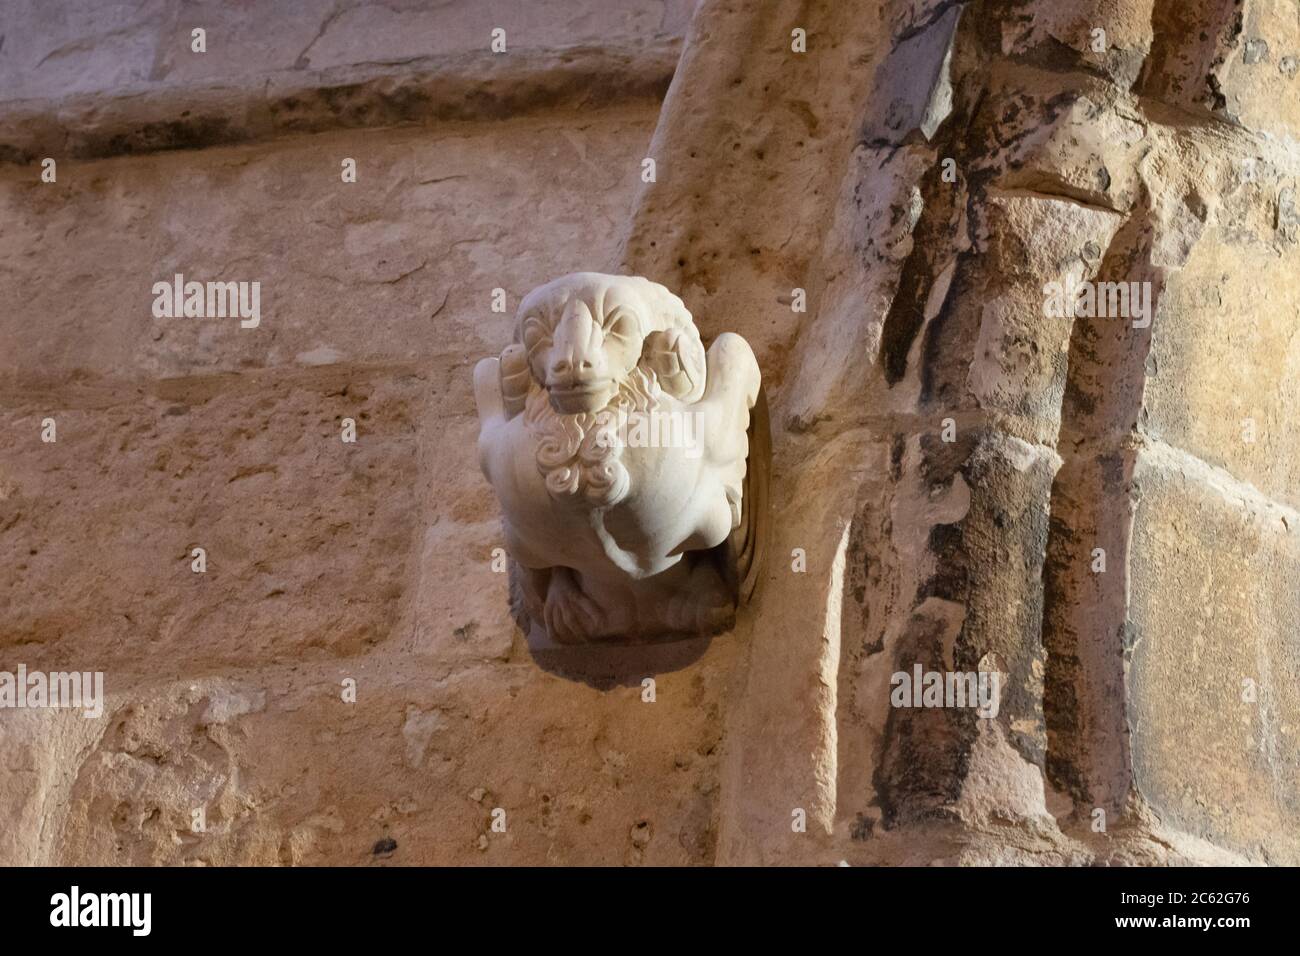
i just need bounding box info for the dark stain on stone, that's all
[849,812,874,840]
[0,144,33,164]
[919,522,968,604]
[1207,73,1228,112]
[873,611,977,827]
[101,115,239,157]
[889,434,906,479]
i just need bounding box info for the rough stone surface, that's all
[0,109,655,381]
[3,0,1298,867]
[1128,448,1300,864]
[2,92,736,865]
[0,0,696,102]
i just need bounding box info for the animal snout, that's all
[544,300,612,391]
[547,351,605,389]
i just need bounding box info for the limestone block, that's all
[0,368,421,674]
[859,2,961,147]
[12,657,728,866]
[1142,221,1300,510]
[965,194,1124,435]
[0,109,653,382]
[1140,0,1300,139]
[997,0,1155,84]
[0,0,696,104]
[876,425,1059,824]
[1128,448,1300,862]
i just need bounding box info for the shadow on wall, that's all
[530,637,713,689]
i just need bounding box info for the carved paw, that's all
[641,326,706,402]
[664,587,734,637]
[508,561,548,633]
[543,568,605,644]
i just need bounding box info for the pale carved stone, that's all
[474,272,768,646]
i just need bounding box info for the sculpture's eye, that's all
[522,316,550,359]
[602,306,638,347]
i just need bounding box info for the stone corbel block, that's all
[474,272,769,648]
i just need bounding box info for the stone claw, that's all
[543,568,605,644]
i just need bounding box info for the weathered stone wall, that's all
[2,0,1298,866]
[614,0,1300,865]
[1,0,697,102]
[2,1,724,867]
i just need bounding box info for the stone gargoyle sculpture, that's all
[474,272,769,647]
